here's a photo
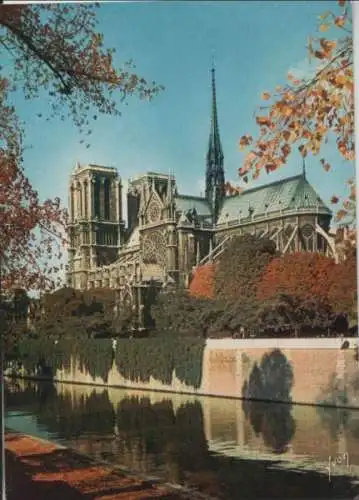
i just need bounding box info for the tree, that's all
[151,289,214,338]
[257,252,337,335]
[328,247,357,327]
[0,4,162,291]
[208,235,277,336]
[257,252,336,303]
[215,234,277,301]
[238,0,354,226]
[258,294,335,337]
[0,5,161,133]
[34,286,115,338]
[189,263,216,300]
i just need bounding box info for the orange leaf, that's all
[323,162,331,172]
[314,51,326,60]
[261,92,271,100]
[239,135,252,150]
[336,209,347,221]
[239,166,247,176]
[319,24,330,32]
[335,16,345,27]
[256,116,272,127]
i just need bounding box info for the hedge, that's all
[9,338,113,383]
[8,337,205,389]
[115,338,205,389]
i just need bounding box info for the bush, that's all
[115,338,205,388]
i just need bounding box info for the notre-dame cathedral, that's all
[66,67,339,322]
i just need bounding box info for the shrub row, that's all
[115,338,205,388]
[8,337,205,389]
[9,338,113,383]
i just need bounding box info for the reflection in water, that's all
[242,400,296,454]
[5,380,359,499]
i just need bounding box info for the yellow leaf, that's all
[319,24,330,32]
[261,92,271,100]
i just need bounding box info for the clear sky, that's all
[10,0,354,224]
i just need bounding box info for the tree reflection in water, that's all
[5,380,359,499]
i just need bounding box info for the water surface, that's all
[5,379,359,499]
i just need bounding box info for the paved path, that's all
[5,432,185,500]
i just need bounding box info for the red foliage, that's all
[257,252,336,304]
[328,249,357,319]
[189,264,216,300]
[0,82,67,291]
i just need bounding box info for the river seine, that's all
[5,379,359,499]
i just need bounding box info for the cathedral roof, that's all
[217,174,331,226]
[175,195,212,220]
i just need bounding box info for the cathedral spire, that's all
[205,61,225,222]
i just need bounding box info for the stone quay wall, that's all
[8,338,359,409]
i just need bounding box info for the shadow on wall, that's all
[242,349,294,403]
[241,349,295,454]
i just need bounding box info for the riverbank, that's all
[5,431,188,500]
[7,337,359,408]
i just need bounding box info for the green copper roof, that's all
[217,174,331,225]
[175,195,212,218]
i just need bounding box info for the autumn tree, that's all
[257,252,336,303]
[189,263,216,300]
[239,0,355,227]
[257,252,337,335]
[0,4,162,292]
[328,247,357,327]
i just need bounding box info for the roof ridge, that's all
[176,194,209,201]
[231,174,302,198]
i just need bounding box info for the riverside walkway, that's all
[5,431,186,500]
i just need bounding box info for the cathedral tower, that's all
[66,163,124,289]
[205,64,225,222]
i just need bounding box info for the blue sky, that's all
[9,0,354,224]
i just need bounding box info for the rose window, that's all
[142,231,166,265]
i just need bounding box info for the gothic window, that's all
[78,183,83,218]
[84,181,88,219]
[301,224,314,251]
[104,178,110,220]
[94,178,100,218]
[148,201,161,223]
[142,230,166,266]
[282,225,294,246]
